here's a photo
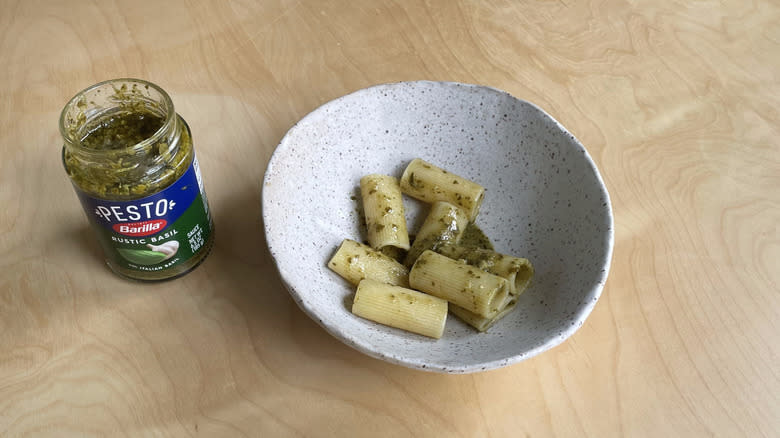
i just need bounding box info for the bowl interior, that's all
[262,81,613,373]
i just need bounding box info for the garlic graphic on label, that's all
[147,240,180,261]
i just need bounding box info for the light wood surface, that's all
[1,0,778,436]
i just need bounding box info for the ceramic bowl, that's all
[262,81,613,373]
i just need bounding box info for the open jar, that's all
[60,78,214,280]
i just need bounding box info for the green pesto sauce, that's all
[81,112,164,150]
[460,223,494,251]
[64,112,193,201]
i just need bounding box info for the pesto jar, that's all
[60,78,214,280]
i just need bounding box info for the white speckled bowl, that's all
[262,81,613,373]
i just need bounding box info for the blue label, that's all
[76,159,203,238]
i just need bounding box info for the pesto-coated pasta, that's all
[353,279,448,339]
[449,298,518,332]
[360,174,410,251]
[403,201,468,268]
[400,158,485,222]
[409,250,508,318]
[328,239,409,287]
[331,158,537,337]
[437,244,533,297]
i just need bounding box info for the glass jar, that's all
[60,78,214,280]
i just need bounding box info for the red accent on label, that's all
[112,219,167,237]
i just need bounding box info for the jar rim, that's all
[59,78,176,155]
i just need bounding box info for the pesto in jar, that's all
[61,79,214,281]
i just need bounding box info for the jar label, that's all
[73,156,213,277]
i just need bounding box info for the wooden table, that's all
[1,1,778,436]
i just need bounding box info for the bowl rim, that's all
[261,80,614,373]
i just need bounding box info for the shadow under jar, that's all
[60,78,214,281]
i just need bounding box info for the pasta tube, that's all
[328,239,409,287]
[353,279,448,339]
[437,244,534,297]
[450,298,518,332]
[409,250,508,318]
[360,174,410,251]
[400,158,485,222]
[403,201,468,268]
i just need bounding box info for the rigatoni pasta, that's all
[403,201,468,268]
[329,157,534,338]
[437,244,534,297]
[328,239,409,287]
[449,298,518,332]
[409,250,508,318]
[360,174,410,251]
[400,158,485,222]
[353,279,448,339]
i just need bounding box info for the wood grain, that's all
[1,0,778,436]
